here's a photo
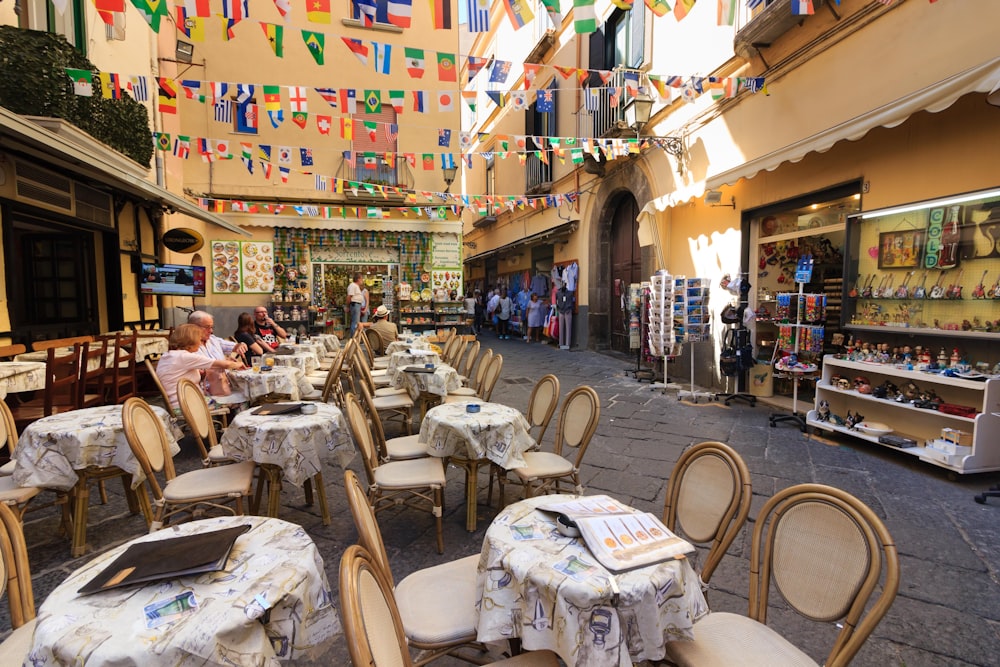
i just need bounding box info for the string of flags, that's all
[196,190,581,219]
[65,67,767,124]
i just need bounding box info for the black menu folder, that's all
[403,365,435,373]
[252,402,303,416]
[78,524,252,595]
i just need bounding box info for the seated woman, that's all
[155,323,243,410]
[233,312,266,365]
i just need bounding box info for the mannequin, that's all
[556,286,574,350]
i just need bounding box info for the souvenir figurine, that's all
[845,411,865,430]
[817,400,831,422]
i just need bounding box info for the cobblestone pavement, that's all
[6,336,1000,665]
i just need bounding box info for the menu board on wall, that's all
[211,241,275,294]
[431,233,461,269]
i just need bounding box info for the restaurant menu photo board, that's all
[211,241,275,294]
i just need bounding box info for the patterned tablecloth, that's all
[284,342,328,360]
[16,347,117,371]
[0,361,46,398]
[476,495,709,667]
[227,367,314,402]
[219,402,354,486]
[312,334,341,354]
[385,350,442,375]
[266,351,320,374]
[385,337,431,355]
[12,404,182,492]
[389,363,462,400]
[420,401,535,470]
[27,516,340,667]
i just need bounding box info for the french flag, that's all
[387,0,412,28]
[791,0,814,15]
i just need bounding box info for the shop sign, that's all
[310,246,400,263]
[162,228,204,253]
[432,233,461,268]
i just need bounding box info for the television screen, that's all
[140,263,207,297]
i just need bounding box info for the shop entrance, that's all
[311,263,398,336]
[609,193,640,354]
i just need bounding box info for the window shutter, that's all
[351,108,398,153]
[629,7,645,69]
[588,28,605,86]
[547,79,557,136]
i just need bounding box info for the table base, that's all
[252,463,331,525]
[449,455,491,532]
[72,466,150,557]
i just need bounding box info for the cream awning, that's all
[0,107,249,236]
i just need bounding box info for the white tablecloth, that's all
[27,516,340,666]
[385,350,442,375]
[0,361,46,398]
[220,403,354,486]
[12,404,182,492]
[267,351,320,374]
[227,367,314,402]
[420,401,535,470]
[477,495,709,667]
[389,363,462,400]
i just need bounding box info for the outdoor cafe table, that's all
[476,494,709,667]
[26,515,339,667]
[12,404,182,556]
[385,349,442,375]
[266,350,320,374]
[388,362,462,401]
[0,361,45,398]
[226,366,313,403]
[420,400,535,531]
[312,333,341,354]
[219,402,354,524]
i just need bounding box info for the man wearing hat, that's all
[369,304,398,349]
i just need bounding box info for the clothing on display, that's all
[530,273,550,297]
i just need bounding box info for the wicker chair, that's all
[662,441,753,594]
[448,348,492,398]
[0,503,36,662]
[340,544,560,667]
[444,353,502,404]
[664,483,900,667]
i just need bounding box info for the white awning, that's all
[0,107,249,236]
[639,56,1000,221]
[237,215,462,234]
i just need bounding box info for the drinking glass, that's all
[251,356,262,372]
[264,355,275,368]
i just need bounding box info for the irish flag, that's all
[573,0,597,33]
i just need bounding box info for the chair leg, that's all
[264,465,283,518]
[98,479,109,505]
[303,477,314,506]
[251,469,266,515]
[71,478,91,558]
[314,472,331,526]
[122,475,141,515]
[434,485,444,554]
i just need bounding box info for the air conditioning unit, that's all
[14,160,114,228]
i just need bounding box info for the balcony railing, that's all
[589,69,635,139]
[336,153,414,191]
[734,0,827,59]
[525,151,552,194]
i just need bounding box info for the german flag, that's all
[428,0,451,29]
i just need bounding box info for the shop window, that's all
[344,0,405,31]
[349,107,400,185]
[588,8,645,137]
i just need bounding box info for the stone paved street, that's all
[5,336,1000,666]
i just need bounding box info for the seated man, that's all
[253,307,287,351]
[368,305,398,350]
[188,310,247,360]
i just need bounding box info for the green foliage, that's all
[0,26,152,167]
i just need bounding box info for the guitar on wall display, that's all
[936,205,962,270]
[860,274,876,298]
[879,274,894,299]
[946,269,964,300]
[911,272,928,300]
[971,270,990,299]
[848,274,865,298]
[990,272,1000,299]
[894,271,914,299]
[928,271,947,299]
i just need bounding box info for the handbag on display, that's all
[720,304,741,324]
[204,368,233,396]
[719,329,740,377]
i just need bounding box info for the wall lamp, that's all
[623,91,654,135]
[705,190,736,208]
[175,40,195,64]
[442,165,458,193]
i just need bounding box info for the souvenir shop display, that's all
[716,273,756,407]
[672,276,714,403]
[645,272,677,385]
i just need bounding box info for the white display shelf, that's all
[811,355,1000,474]
[845,324,1000,340]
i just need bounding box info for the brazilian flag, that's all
[364,90,381,114]
[155,132,171,151]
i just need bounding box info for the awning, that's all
[639,56,1000,220]
[0,107,249,236]
[237,215,462,233]
[463,221,578,262]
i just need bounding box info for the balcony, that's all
[588,70,636,139]
[336,153,413,203]
[525,151,552,195]
[734,0,827,60]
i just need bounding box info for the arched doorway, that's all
[608,193,640,354]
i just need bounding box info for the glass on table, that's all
[264,355,275,368]
[251,356,262,372]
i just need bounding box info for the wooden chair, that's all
[29,335,92,352]
[344,392,445,553]
[444,352,502,404]
[0,503,37,662]
[350,351,415,435]
[0,400,41,520]
[364,327,385,356]
[664,483,900,667]
[104,332,138,404]
[356,382,427,461]
[448,348,492,398]
[77,338,108,408]
[0,345,26,361]
[340,544,559,667]
[343,470,485,666]
[455,339,480,387]
[10,345,82,432]
[662,441,753,594]
[176,379,236,467]
[500,385,600,500]
[122,398,255,530]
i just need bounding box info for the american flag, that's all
[609,87,621,108]
[384,123,399,143]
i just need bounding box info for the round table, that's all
[476,494,709,667]
[28,516,340,667]
[0,361,45,398]
[420,401,535,531]
[388,363,462,400]
[312,334,341,354]
[385,338,431,356]
[385,350,442,375]
[219,402,354,523]
[267,351,320,374]
[227,366,314,402]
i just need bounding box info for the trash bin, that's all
[749,362,774,398]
